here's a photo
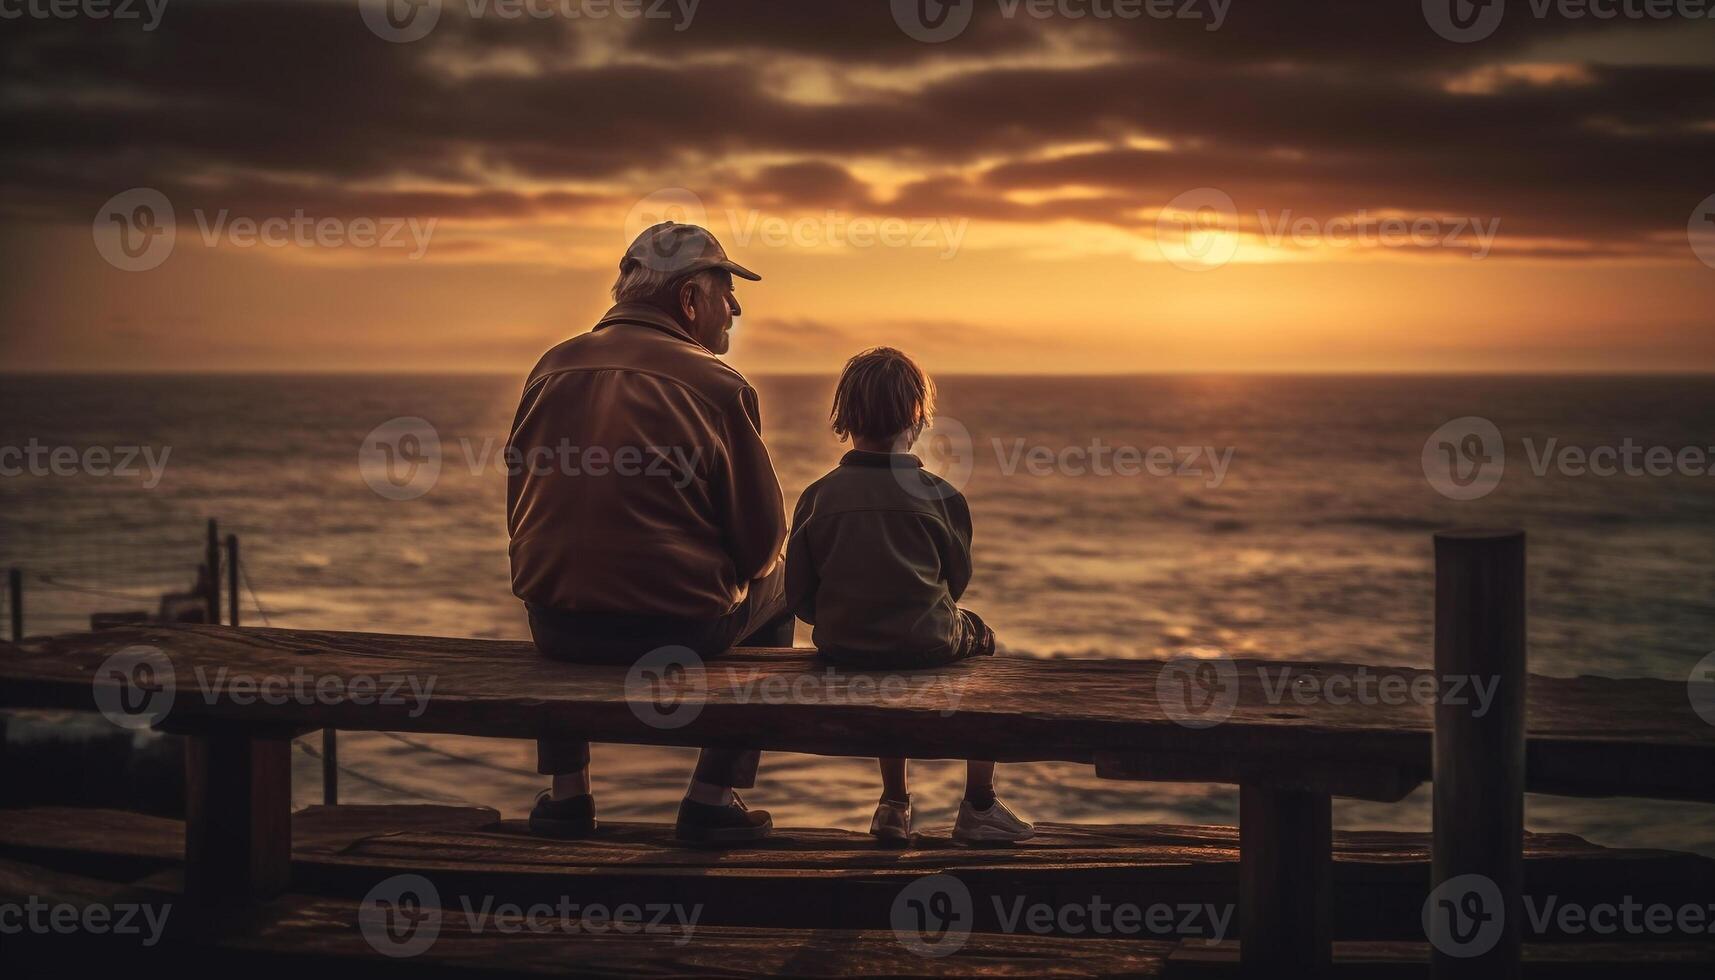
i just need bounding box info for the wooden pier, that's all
[1,531,1712,976]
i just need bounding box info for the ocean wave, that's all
[1180,495,1235,512]
[1306,514,1445,532]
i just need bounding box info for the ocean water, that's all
[2,373,1712,854]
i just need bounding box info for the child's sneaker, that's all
[952,797,1034,844]
[870,795,913,845]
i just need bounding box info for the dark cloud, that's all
[619,0,1676,68]
[737,161,874,208]
[623,0,1046,64]
[2,0,1712,263]
[1088,1,1665,67]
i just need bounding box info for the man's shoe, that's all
[675,792,773,844]
[952,797,1034,845]
[870,795,913,846]
[528,790,597,839]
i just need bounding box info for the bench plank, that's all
[4,625,1712,802]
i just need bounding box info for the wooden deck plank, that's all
[1,804,1689,871]
[1167,940,1715,978]
[0,856,1174,978]
[4,624,1711,800]
[3,806,1711,943]
[2,852,1710,978]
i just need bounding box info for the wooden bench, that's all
[2,532,1713,976]
[3,631,1711,971]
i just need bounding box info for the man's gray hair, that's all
[611,260,677,306]
[612,263,728,307]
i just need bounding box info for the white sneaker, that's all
[870,796,913,844]
[952,798,1035,844]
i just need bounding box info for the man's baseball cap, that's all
[622,221,761,281]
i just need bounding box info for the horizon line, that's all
[4,368,1715,379]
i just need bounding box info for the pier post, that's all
[1431,529,1525,979]
[7,568,20,642]
[226,534,240,628]
[323,729,339,805]
[205,518,221,625]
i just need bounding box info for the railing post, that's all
[205,518,221,625]
[7,568,20,642]
[323,729,339,805]
[1431,529,1525,979]
[226,534,241,628]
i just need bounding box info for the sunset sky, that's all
[2,0,1713,374]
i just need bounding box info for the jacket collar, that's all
[594,302,701,347]
[841,450,923,469]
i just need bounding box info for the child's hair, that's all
[830,347,936,443]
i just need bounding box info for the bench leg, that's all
[1239,784,1332,977]
[184,731,292,902]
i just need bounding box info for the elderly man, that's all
[506,222,792,844]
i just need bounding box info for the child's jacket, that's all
[785,450,973,663]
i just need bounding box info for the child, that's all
[785,347,1034,846]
